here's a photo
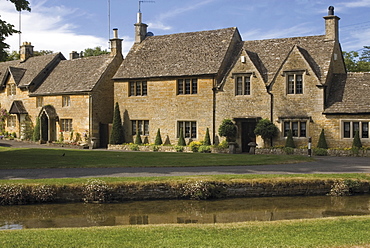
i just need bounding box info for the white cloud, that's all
[0,1,123,58]
[339,0,370,8]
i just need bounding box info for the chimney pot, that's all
[113,28,118,39]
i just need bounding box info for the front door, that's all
[241,121,257,153]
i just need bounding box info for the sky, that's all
[1,0,370,58]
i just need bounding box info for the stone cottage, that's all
[113,7,370,151]
[0,29,123,147]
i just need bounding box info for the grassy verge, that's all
[1,216,370,247]
[0,147,313,169]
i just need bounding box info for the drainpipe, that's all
[212,77,217,145]
[266,85,274,147]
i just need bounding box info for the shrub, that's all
[134,132,142,145]
[218,140,229,149]
[129,143,139,151]
[181,181,227,200]
[174,145,184,152]
[317,129,328,149]
[30,185,56,203]
[283,147,294,155]
[0,184,26,205]
[218,119,237,142]
[204,128,211,146]
[177,128,186,146]
[254,118,278,146]
[328,180,350,196]
[32,117,41,141]
[199,145,211,153]
[352,130,362,148]
[109,102,124,145]
[82,179,111,203]
[285,130,295,148]
[313,148,328,156]
[154,128,163,145]
[189,141,202,152]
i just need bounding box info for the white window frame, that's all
[36,96,43,108]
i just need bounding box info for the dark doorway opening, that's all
[241,120,257,153]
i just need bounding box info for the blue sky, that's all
[1,0,370,58]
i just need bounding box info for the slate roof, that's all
[113,27,241,80]
[242,35,334,85]
[0,53,64,89]
[9,100,28,114]
[324,72,370,114]
[32,54,114,95]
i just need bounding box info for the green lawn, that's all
[0,147,313,169]
[1,216,370,247]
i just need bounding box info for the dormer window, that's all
[286,72,303,94]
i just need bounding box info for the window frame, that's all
[7,115,17,128]
[282,120,308,138]
[129,81,147,96]
[234,73,252,96]
[177,78,198,95]
[285,72,304,95]
[131,120,149,136]
[342,120,370,139]
[60,119,73,132]
[7,83,16,96]
[177,121,197,139]
[62,96,71,107]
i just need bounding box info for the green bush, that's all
[204,128,211,146]
[218,119,237,142]
[32,117,41,141]
[313,148,328,156]
[109,102,124,145]
[177,128,186,146]
[317,129,328,149]
[181,181,226,200]
[254,118,278,146]
[283,147,294,155]
[352,131,362,148]
[174,145,184,152]
[154,128,163,145]
[189,141,202,152]
[82,179,111,203]
[285,130,295,148]
[199,145,211,153]
[134,132,142,145]
[129,143,139,151]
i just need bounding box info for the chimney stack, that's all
[20,42,34,61]
[69,51,80,60]
[110,28,123,57]
[135,12,148,43]
[324,6,340,42]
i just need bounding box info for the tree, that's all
[343,47,370,72]
[0,0,31,62]
[317,129,328,149]
[218,119,237,142]
[109,102,124,144]
[83,47,109,57]
[285,130,295,148]
[177,128,186,146]
[154,128,163,145]
[254,119,278,146]
[134,131,142,145]
[5,50,54,61]
[204,128,211,146]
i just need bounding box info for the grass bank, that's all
[1,216,370,247]
[0,147,313,169]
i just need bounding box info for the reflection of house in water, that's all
[1,196,369,229]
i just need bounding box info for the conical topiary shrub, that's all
[32,117,41,141]
[178,127,186,146]
[317,129,328,149]
[134,131,142,145]
[109,102,124,144]
[285,130,295,148]
[204,128,211,146]
[353,130,362,148]
[154,128,163,145]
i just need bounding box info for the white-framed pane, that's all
[236,77,242,95]
[300,122,306,137]
[292,122,299,137]
[362,122,369,138]
[296,75,303,94]
[343,122,351,138]
[244,76,251,95]
[287,75,295,94]
[178,79,184,94]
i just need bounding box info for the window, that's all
[132,120,149,135]
[7,84,16,96]
[343,121,370,139]
[60,119,72,132]
[287,73,303,94]
[177,79,197,95]
[283,121,307,137]
[178,121,197,138]
[235,74,251,95]
[62,96,71,107]
[36,97,43,108]
[129,81,147,96]
[7,115,16,128]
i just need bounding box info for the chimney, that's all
[135,12,148,43]
[110,28,123,57]
[69,51,80,60]
[324,6,340,42]
[20,42,34,61]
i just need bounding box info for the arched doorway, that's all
[38,105,58,142]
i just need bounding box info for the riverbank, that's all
[1,175,370,205]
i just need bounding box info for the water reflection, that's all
[0,195,369,229]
